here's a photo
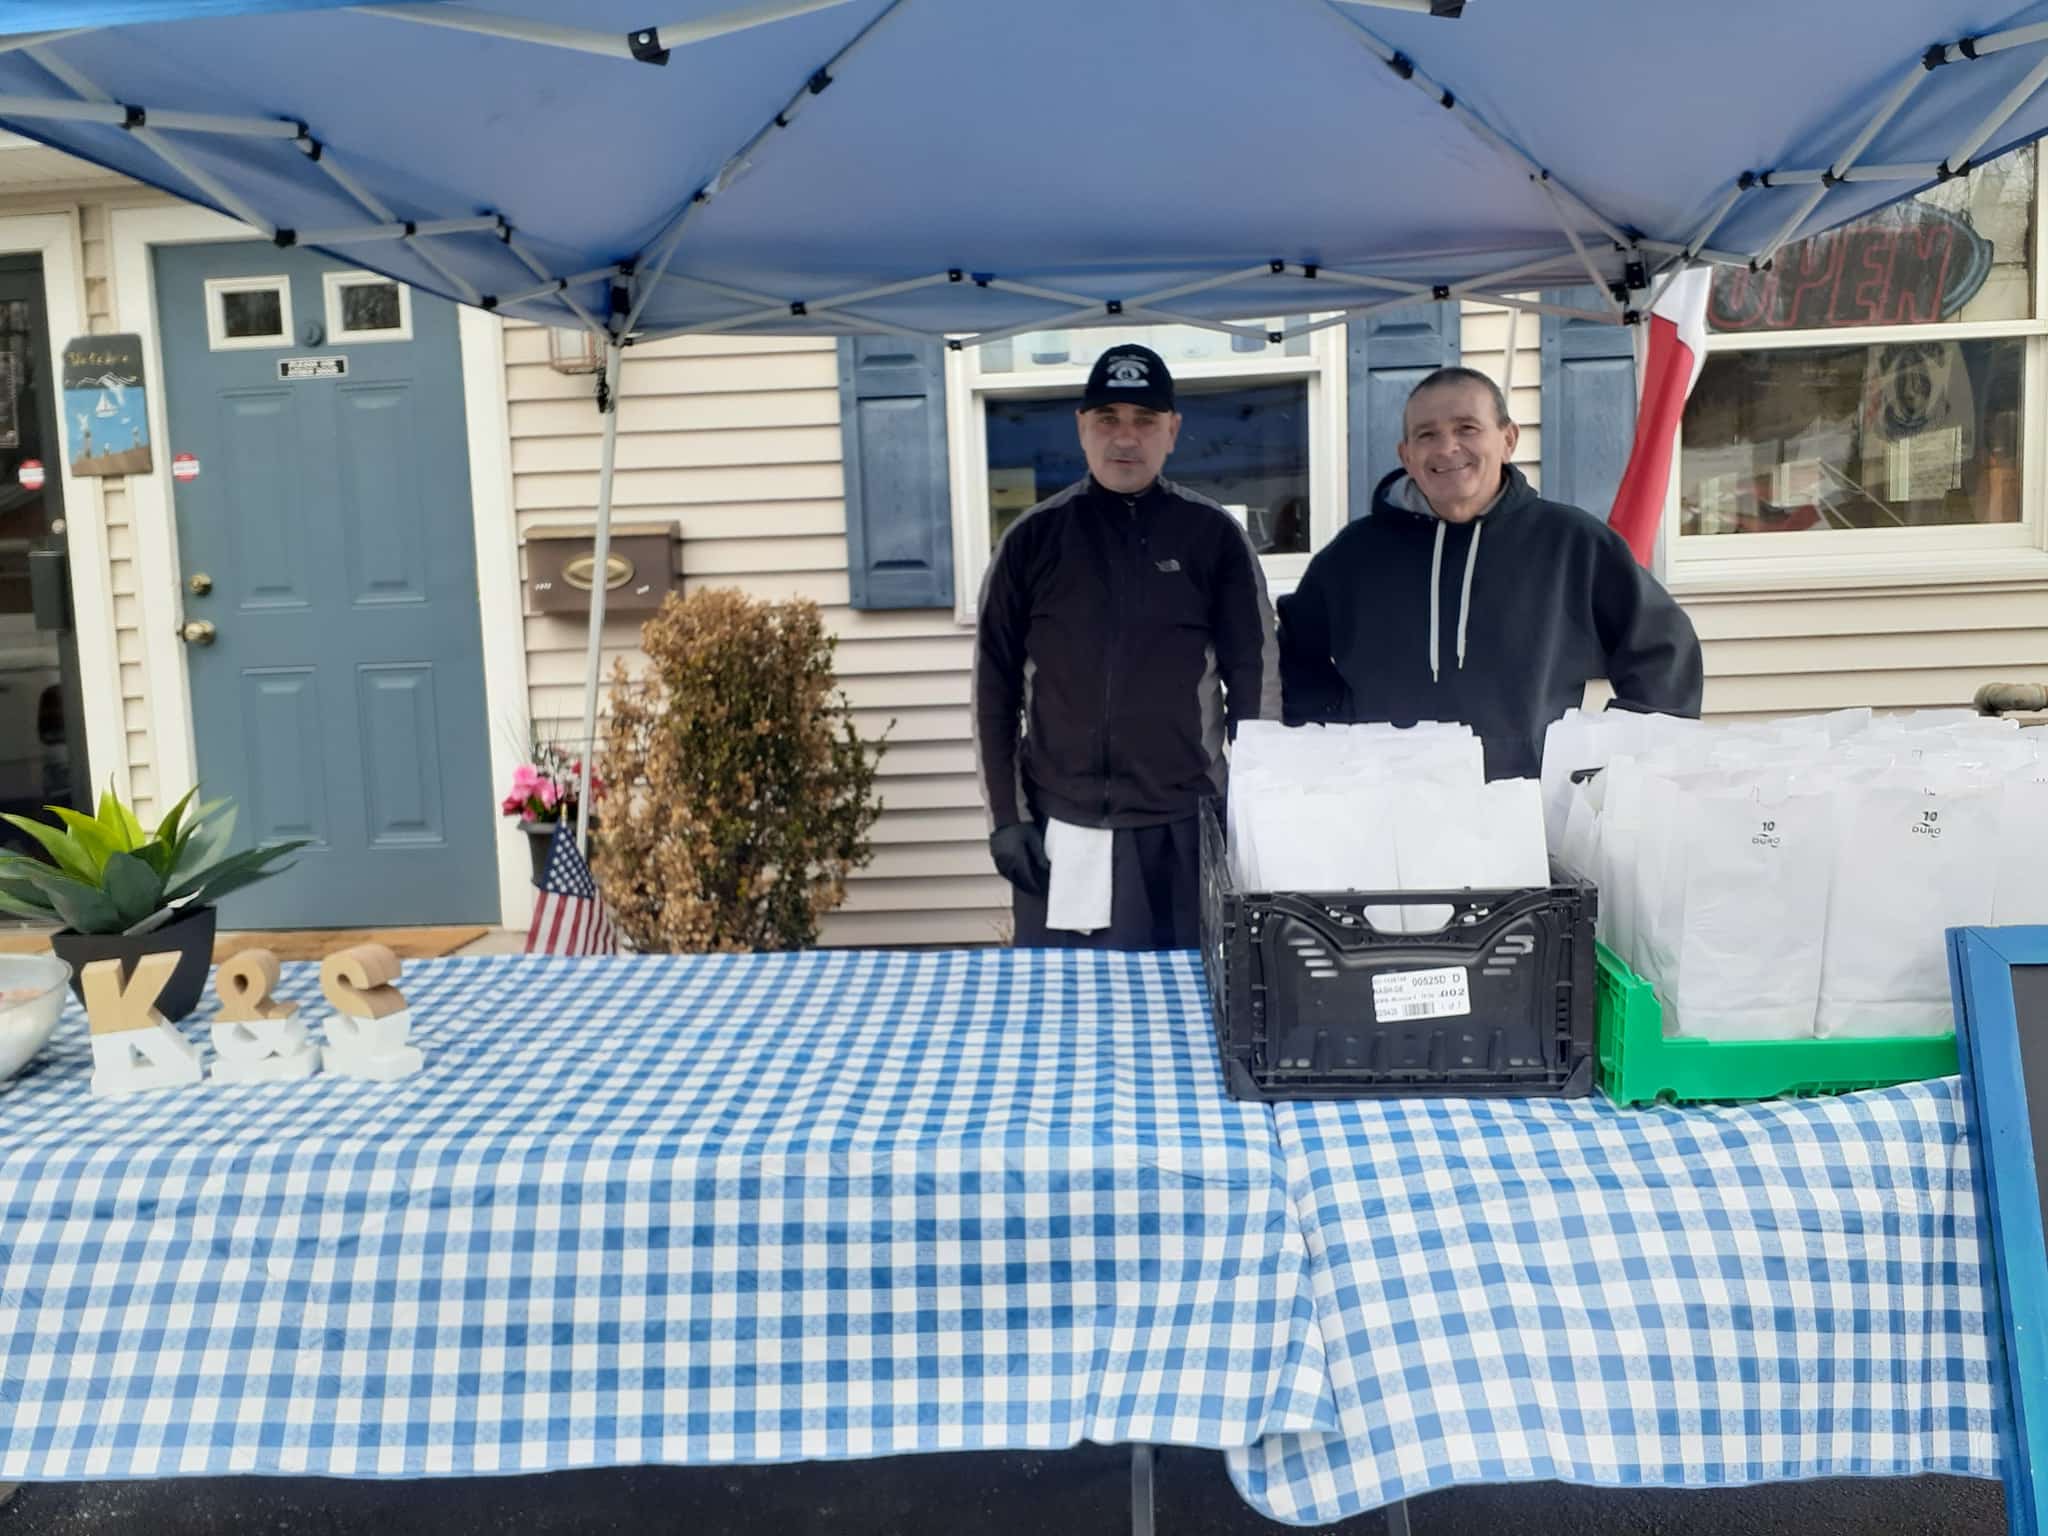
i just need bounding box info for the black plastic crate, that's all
[1199,798,1598,1102]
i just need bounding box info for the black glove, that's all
[989,822,1050,897]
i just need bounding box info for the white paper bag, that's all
[1595,759,1647,969]
[1671,788,1832,1041]
[1391,777,1549,932]
[1992,772,2048,926]
[1248,786,1398,894]
[1817,779,1999,1038]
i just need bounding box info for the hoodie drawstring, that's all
[1428,516,1483,682]
[1428,519,1445,684]
[1456,521,1481,673]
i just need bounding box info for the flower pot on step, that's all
[521,818,600,882]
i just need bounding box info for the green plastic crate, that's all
[1595,942,1959,1107]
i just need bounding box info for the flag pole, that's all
[575,341,623,858]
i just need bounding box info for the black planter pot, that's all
[49,903,219,1022]
[521,818,599,881]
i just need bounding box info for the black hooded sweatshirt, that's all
[1278,465,1703,779]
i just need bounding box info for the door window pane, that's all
[985,379,1311,552]
[1680,337,2024,534]
[338,280,402,334]
[219,287,284,340]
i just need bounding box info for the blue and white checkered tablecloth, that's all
[1228,1078,2008,1527]
[0,949,1331,1479]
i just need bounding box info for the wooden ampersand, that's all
[81,951,181,1035]
[320,944,408,1019]
[215,949,298,1022]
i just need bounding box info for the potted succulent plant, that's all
[0,788,305,1022]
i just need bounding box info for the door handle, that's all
[28,548,71,630]
[180,619,217,646]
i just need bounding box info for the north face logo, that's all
[1107,357,1149,387]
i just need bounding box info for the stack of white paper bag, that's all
[1541,706,2043,1042]
[1228,722,1551,934]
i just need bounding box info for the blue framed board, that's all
[1949,924,2048,1536]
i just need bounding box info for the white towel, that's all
[1044,819,1113,933]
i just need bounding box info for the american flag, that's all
[525,821,620,956]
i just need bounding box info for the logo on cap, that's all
[1107,357,1150,387]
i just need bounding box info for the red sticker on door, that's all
[172,452,200,483]
[17,459,43,490]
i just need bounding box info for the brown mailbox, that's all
[524,521,679,615]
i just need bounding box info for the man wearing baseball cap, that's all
[972,342,1278,950]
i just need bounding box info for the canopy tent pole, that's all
[575,342,625,858]
[619,0,915,338]
[1749,55,1932,268]
[1536,174,1625,315]
[1317,2,1632,251]
[25,45,282,238]
[1500,299,1520,398]
[352,0,863,63]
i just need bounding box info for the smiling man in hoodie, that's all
[1278,366,1702,778]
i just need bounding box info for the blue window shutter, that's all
[1539,287,1637,516]
[837,336,954,609]
[1346,302,1459,520]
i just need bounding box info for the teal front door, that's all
[155,241,496,928]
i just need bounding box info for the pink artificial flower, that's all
[537,778,561,810]
[510,763,542,795]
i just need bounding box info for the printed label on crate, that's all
[1371,965,1472,1023]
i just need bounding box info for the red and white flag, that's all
[1607,266,1712,565]
[525,821,619,956]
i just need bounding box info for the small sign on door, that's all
[278,355,348,381]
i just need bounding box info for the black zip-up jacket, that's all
[1278,465,1703,779]
[974,476,1279,830]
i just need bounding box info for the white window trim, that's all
[323,269,413,344]
[203,272,292,351]
[944,325,1349,623]
[1662,150,2048,593]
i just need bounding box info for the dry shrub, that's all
[596,589,884,952]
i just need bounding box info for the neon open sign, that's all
[1709,202,1994,332]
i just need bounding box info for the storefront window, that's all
[1678,148,2041,551]
[1681,337,2024,534]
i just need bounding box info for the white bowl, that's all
[0,953,70,1083]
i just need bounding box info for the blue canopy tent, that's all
[5,0,2048,837]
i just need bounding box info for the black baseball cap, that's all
[1081,343,1175,412]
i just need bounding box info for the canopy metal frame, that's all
[12,0,2048,851]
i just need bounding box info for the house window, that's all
[324,271,412,343]
[946,317,1347,618]
[204,275,292,350]
[1673,146,2046,576]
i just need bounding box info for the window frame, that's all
[203,273,292,351]
[943,319,1350,624]
[322,269,413,344]
[1663,149,2048,593]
